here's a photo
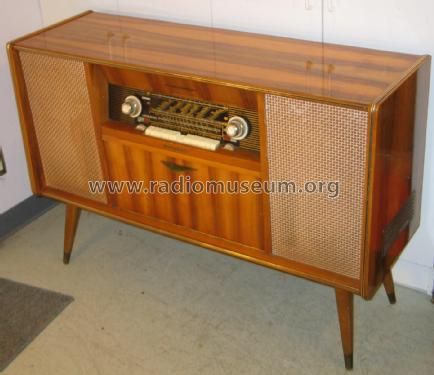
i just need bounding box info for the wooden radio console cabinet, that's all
[7,11,430,369]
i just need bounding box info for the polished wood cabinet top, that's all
[12,11,428,107]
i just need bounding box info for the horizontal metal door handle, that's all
[161,160,196,172]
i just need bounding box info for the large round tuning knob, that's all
[121,95,142,118]
[225,116,249,140]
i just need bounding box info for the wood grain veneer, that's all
[11,11,427,107]
[102,136,264,251]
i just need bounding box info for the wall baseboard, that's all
[0,195,57,241]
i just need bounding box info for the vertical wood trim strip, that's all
[257,93,272,253]
[7,46,44,193]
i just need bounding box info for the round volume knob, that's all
[225,116,249,140]
[121,95,142,118]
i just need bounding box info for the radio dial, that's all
[225,116,249,140]
[121,95,142,118]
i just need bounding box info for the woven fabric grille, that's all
[20,52,107,203]
[265,95,368,279]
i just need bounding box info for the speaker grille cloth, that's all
[20,52,107,203]
[265,95,368,279]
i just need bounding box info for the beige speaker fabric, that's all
[20,52,107,203]
[265,95,368,279]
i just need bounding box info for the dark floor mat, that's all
[0,278,73,371]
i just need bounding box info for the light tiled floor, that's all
[0,204,433,374]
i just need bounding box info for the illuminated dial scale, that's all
[121,93,250,151]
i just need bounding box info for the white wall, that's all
[0,0,43,213]
[5,1,433,294]
[38,0,323,40]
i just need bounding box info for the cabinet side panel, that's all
[410,59,431,236]
[265,96,368,279]
[19,52,107,203]
[364,60,431,299]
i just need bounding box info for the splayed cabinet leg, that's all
[63,204,81,264]
[383,269,397,304]
[335,288,354,370]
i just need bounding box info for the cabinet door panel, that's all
[104,141,135,210]
[150,153,177,223]
[171,158,195,229]
[237,173,264,248]
[213,169,240,242]
[188,164,218,235]
[103,139,264,251]
[123,146,155,217]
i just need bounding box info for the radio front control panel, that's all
[109,85,259,152]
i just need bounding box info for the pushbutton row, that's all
[144,126,221,151]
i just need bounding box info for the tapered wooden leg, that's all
[335,288,354,370]
[383,269,396,304]
[63,204,81,264]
